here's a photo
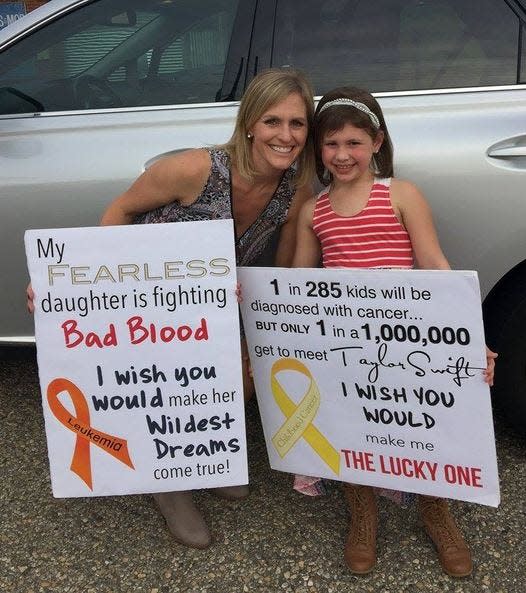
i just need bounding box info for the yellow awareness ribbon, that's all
[270,358,340,475]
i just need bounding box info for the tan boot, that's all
[210,484,250,501]
[153,490,212,549]
[418,496,472,577]
[344,484,378,574]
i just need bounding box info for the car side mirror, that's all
[109,9,137,27]
[0,87,43,115]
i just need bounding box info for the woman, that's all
[99,68,316,548]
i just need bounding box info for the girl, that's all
[292,87,496,577]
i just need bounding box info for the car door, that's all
[0,0,256,341]
[248,0,526,295]
[249,0,526,430]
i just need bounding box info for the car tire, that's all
[484,280,526,436]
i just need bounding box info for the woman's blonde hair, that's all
[223,68,315,188]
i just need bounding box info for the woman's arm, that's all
[26,151,210,315]
[291,197,322,268]
[100,149,211,226]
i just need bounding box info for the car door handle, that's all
[487,136,526,161]
[487,147,526,158]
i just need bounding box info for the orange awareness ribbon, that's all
[47,378,135,490]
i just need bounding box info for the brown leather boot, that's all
[344,484,378,574]
[418,495,472,577]
[153,490,212,549]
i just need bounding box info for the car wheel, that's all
[484,282,526,435]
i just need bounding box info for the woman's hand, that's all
[235,282,243,303]
[484,346,497,387]
[26,283,35,314]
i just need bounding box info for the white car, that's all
[1,0,525,431]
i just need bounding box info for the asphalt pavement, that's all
[1,346,525,593]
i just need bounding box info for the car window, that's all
[272,0,523,94]
[0,0,239,114]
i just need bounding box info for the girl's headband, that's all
[317,98,380,130]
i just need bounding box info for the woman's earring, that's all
[247,132,253,139]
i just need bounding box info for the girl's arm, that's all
[393,179,496,385]
[292,198,322,268]
[274,184,314,267]
[100,149,211,226]
[392,179,450,270]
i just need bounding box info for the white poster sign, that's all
[25,221,247,498]
[239,267,499,507]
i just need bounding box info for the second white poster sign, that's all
[239,267,499,507]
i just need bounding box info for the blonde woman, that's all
[99,69,316,548]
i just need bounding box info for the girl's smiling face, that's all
[249,92,308,176]
[321,123,383,184]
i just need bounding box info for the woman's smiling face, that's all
[249,92,308,177]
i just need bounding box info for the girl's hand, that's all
[26,283,35,314]
[484,346,497,387]
[243,354,254,378]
